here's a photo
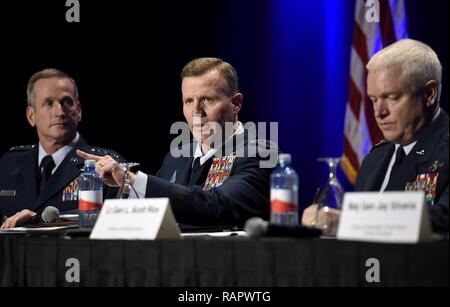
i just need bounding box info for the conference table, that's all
[0,232,447,287]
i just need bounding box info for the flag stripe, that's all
[344,136,360,171]
[353,23,370,65]
[349,48,366,95]
[379,0,398,45]
[344,103,370,163]
[348,77,362,118]
[364,90,383,144]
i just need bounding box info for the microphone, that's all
[16,206,60,227]
[244,217,322,238]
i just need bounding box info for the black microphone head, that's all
[41,206,60,223]
[244,217,269,237]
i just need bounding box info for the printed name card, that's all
[337,191,431,243]
[90,198,181,240]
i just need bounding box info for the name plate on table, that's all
[337,191,431,243]
[90,198,181,240]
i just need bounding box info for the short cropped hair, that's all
[27,68,79,107]
[367,39,442,102]
[181,57,239,96]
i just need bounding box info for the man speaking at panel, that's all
[78,58,277,228]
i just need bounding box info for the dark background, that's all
[0,0,448,210]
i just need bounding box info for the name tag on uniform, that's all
[0,190,16,197]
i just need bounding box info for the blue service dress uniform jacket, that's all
[355,110,449,233]
[0,135,124,217]
[144,134,277,227]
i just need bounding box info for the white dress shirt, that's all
[38,132,80,174]
[132,121,245,198]
[379,108,441,192]
[379,141,416,192]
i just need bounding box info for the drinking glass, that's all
[314,157,345,235]
[116,162,140,199]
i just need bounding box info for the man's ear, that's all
[231,93,243,114]
[424,80,438,108]
[26,106,36,127]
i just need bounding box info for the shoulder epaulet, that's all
[370,139,390,152]
[86,147,122,161]
[9,144,36,152]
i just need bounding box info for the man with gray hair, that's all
[302,39,448,234]
[0,68,123,228]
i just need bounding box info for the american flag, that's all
[342,0,408,184]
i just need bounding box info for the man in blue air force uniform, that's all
[302,39,448,234]
[356,110,448,233]
[78,58,277,227]
[0,69,123,228]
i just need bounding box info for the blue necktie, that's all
[38,155,55,194]
[386,147,406,190]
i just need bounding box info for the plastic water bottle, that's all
[78,159,103,228]
[270,153,299,225]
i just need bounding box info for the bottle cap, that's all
[84,159,96,168]
[278,153,291,164]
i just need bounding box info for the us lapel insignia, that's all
[428,160,444,172]
[415,149,425,156]
[203,155,236,191]
[70,156,81,164]
[405,172,439,206]
[62,178,79,201]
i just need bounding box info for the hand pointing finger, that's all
[76,149,101,161]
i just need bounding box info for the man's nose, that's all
[194,100,204,112]
[53,101,67,116]
[193,101,206,116]
[374,100,388,118]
